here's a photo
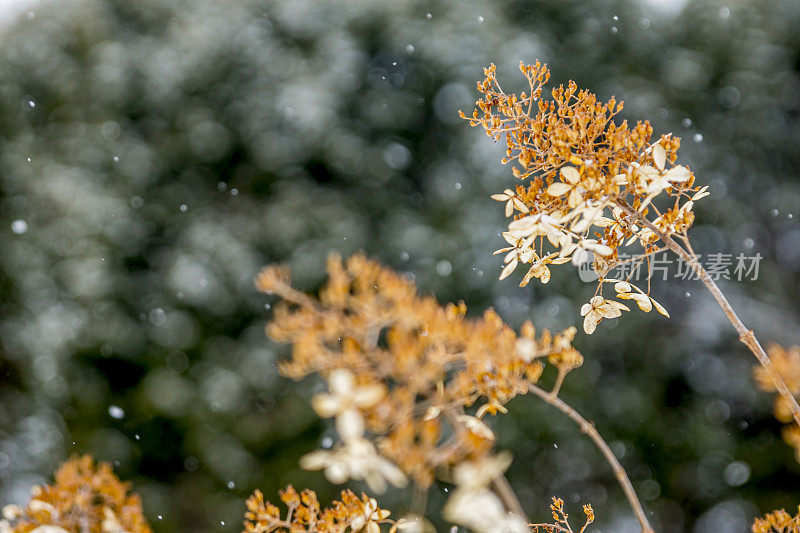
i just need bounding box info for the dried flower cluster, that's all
[256,253,586,530]
[465,59,800,533]
[752,506,800,533]
[242,486,397,533]
[754,344,800,461]
[462,61,710,333]
[530,498,594,533]
[1,456,151,533]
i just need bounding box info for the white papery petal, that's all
[638,165,661,179]
[501,232,519,245]
[351,516,367,531]
[609,300,630,312]
[499,257,519,280]
[571,217,591,233]
[547,183,572,196]
[2,506,21,521]
[28,501,57,518]
[336,409,365,442]
[560,166,581,184]
[597,303,622,319]
[443,489,507,533]
[508,215,540,231]
[572,248,591,266]
[512,198,529,213]
[652,298,670,317]
[325,461,350,484]
[653,144,666,171]
[583,312,599,334]
[353,384,385,408]
[519,248,535,263]
[300,450,333,471]
[665,165,691,182]
[312,394,343,417]
[457,415,495,440]
[583,242,613,256]
[329,368,355,394]
[633,293,652,312]
[376,457,408,488]
[614,281,632,293]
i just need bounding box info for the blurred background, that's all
[0,0,799,531]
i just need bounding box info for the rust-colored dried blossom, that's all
[462,61,710,333]
[256,254,580,488]
[752,506,800,533]
[1,455,151,533]
[529,497,594,533]
[242,486,393,533]
[754,344,800,461]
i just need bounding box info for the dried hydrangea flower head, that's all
[464,59,800,439]
[751,506,800,533]
[754,344,800,460]
[257,254,579,489]
[0,455,151,533]
[242,486,393,533]
[461,61,708,333]
[256,254,583,526]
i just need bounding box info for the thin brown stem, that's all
[411,483,428,518]
[530,523,570,533]
[550,367,567,399]
[529,384,654,533]
[615,198,800,428]
[492,475,528,522]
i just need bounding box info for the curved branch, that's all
[615,198,800,429]
[529,384,654,533]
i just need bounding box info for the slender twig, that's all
[530,523,570,533]
[615,198,800,428]
[550,367,567,399]
[411,483,428,518]
[529,384,654,533]
[492,475,528,521]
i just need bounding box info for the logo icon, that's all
[577,257,600,282]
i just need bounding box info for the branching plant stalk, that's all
[616,198,800,428]
[529,384,654,533]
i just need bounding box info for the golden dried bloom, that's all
[463,61,709,333]
[242,486,392,533]
[529,497,595,533]
[752,506,800,533]
[755,344,800,398]
[782,424,800,464]
[258,254,580,486]
[254,264,291,295]
[1,455,151,533]
[753,344,800,461]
